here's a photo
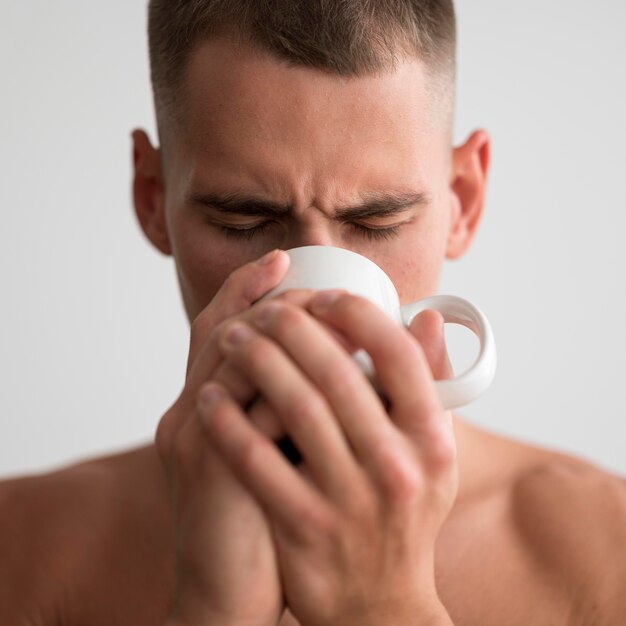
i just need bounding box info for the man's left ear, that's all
[446,129,490,259]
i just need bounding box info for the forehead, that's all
[173,37,448,200]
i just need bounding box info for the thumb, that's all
[186,249,290,375]
[408,309,454,381]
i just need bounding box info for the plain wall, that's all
[1,1,624,478]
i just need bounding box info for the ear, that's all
[446,129,490,259]
[131,129,171,256]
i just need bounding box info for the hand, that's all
[156,249,291,626]
[197,292,457,626]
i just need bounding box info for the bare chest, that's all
[70,478,570,626]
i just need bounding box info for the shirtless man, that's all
[1,1,625,625]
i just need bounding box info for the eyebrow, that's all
[188,191,429,220]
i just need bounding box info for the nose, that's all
[283,224,338,250]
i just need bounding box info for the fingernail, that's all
[257,249,281,266]
[223,322,254,346]
[255,301,282,326]
[310,290,343,313]
[198,383,223,412]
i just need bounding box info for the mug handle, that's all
[400,295,497,409]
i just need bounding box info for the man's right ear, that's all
[131,129,171,256]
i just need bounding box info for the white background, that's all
[1,1,624,478]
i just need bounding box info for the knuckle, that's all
[272,301,307,332]
[287,393,327,429]
[277,288,315,306]
[294,503,337,544]
[375,440,423,503]
[235,435,269,476]
[387,463,423,504]
[425,430,457,475]
[336,293,367,317]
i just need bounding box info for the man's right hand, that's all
[156,249,290,626]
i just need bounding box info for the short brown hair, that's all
[148,0,456,134]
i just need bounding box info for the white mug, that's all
[264,245,497,409]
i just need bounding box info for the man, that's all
[1,1,625,625]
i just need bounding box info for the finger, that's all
[161,287,319,463]
[172,401,272,551]
[248,396,287,441]
[197,382,331,534]
[188,288,331,419]
[186,249,290,377]
[157,250,290,461]
[308,294,456,475]
[307,293,442,437]
[249,300,395,474]
[212,360,258,407]
[409,310,454,381]
[212,364,287,443]
[185,287,316,393]
[217,320,361,499]
[246,400,301,468]
[273,289,357,353]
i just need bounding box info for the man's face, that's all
[144,38,479,322]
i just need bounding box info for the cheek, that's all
[174,244,232,320]
[379,220,448,305]
[387,253,437,304]
[178,245,231,295]
[168,215,262,319]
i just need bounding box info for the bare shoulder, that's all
[0,454,115,622]
[0,446,173,625]
[509,443,626,623]
[442,420,625,624]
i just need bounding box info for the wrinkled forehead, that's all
[164,37,450,201]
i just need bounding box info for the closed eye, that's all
[218,221,276,240]
[347,222,402,241]
[210,218,410,241]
